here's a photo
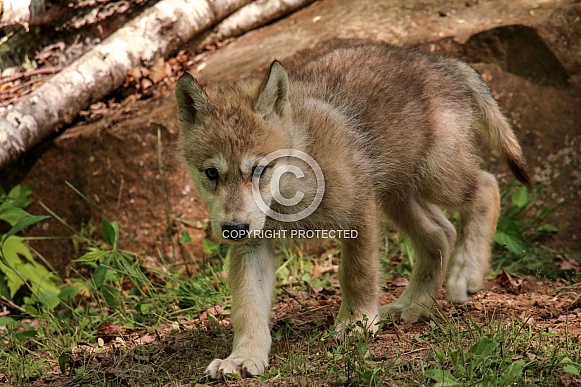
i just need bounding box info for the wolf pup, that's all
[175,44,529,378]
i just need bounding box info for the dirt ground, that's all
[1,0,581,383]
[33,274,581,385]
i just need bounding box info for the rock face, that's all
[192,0,581,84]
[461,25,570,88]
[3,0,580,273]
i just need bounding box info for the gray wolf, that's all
[175,44,530,378]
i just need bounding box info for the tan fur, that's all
[175,44,529,378]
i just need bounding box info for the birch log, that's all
[199,0,316,48]
[0,0,45,29]
[0,0,252,169]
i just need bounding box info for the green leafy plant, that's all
[0,184,60,311]
[426,334,526,386]
[423,306,581,386]
[176,256,229,313]
[326,316,386,386]
[74,218,149,312]
[494,185,530,256]
[491,183,579,279]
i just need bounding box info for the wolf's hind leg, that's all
[336,204,381,334]
[380,196,456,323]
[205,242,275,379]
[446,171,500,303]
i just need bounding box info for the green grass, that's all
[0,180,580,386]
[423,308,580,386]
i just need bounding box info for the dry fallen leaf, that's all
[127,67,142,81]
[97,321,123,341]
[200,304,224,321]
[135,334,157,345]
[392,277,410,287]
[554,254,579,271]
[496,269,523,294]
[149,58,166,84]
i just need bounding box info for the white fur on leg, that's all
[381,198,455,323]
[206,357,266,379]
[446,172,500,303]
[380,282,439,323]
[336,304,380,337]
[335,212,380,336]
[446,256,486,303]
[205,242,275,379]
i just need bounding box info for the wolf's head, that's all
[176,61,312,243]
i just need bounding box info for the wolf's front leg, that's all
[205,242,275,378]
[336,211,380,334]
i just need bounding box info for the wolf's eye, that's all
[205,168,219,181]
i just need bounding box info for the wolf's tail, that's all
[454,61,531,185]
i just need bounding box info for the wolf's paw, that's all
[446,267,484,304]
[335,306,379,338]
[205,357,266,379]
[379,299,432,323]
[335,316,379,339]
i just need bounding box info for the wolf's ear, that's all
[255,60,290,120]
[175,72,212,127]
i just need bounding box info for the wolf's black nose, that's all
[222,223,250,241]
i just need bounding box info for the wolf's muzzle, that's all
[222,223,250,241]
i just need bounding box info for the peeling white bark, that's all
[0,0,46,29]
[200,0,316,47]
[1,0,31,29]
[0,0,252,169]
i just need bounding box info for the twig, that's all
[0,94,17,101]
[0,30,17,46]
[1,295,27,313]
[2,75,53,94]
[0,75,56,107]
[157,128,173,232]
[116,174,125,208]
[0,89,32,108]
[35,53,53,68]
[0,67,62,86]
[280,287,318,321]
[1,99,17,108]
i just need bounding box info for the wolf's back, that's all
[293,45,530,186]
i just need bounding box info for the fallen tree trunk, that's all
[0,0,252,169]
[198,0,317,48]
